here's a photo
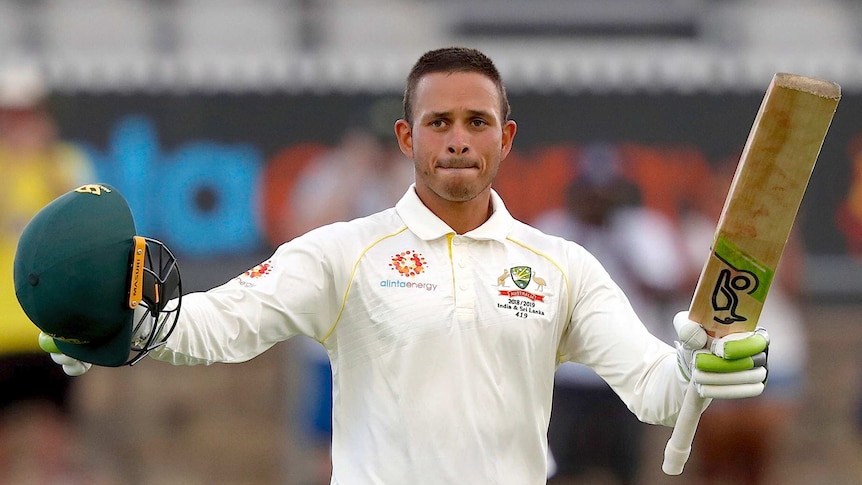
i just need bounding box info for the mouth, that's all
[438,166,478,172]
[436,158,479,171]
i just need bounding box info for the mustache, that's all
[437,157,479,169]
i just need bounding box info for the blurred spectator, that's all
[0,63,96,484]
[286,106,413,485]
[288,128,413,238]
[680,161,808,485]
[533,144,687,485]
[836,134,862,256]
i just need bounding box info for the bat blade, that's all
[662,73,840,475]
[692,73,841,338]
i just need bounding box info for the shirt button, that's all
[459,283,468,291]
[458,260,467,268]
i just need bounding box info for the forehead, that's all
[413,71,501,118]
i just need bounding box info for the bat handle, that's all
[662,379,708,475]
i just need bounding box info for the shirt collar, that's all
[395,184,514,242]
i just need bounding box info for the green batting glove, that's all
[673,311,769,399]
[38,331,61,353]
[692,328,769,399]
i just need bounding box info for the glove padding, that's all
[674,311,769,399]
[39,332,92,377]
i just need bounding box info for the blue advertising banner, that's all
[48,92,862,296]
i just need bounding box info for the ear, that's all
[394,119,413,158]
[500,119,517,160]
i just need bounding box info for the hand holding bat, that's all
[662,72,841,475]
[674,312,769,399]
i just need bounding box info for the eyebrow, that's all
[423,109,496,122]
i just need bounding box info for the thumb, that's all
[673,311,708,350]
[38,331,61,353]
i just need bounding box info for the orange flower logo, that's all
[389,250,426,278]
[244,261,273,279]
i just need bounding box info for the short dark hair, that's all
[402,47,511,125]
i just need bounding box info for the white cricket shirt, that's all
[151,186,685,485]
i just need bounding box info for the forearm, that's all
[626,351,706,427]
[148,291,289,366]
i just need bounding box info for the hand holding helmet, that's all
[37,301,176,376]
[14,183,182,369]
[39,331,91,376]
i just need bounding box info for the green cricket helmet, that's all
[13,184,181,367]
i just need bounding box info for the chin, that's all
[445,191,477,202]
[441,181,488,202]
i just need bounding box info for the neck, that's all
[416,188,493,235]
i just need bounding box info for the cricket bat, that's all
[661,73,841,475]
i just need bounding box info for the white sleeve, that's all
[149,231,343,366]
[559,248,686,426]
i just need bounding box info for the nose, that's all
[447,125,470,155]
[448,144,469,155]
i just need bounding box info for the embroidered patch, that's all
[497,266,548,302]
[510,266,532,289]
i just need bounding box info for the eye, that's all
[471,118,488,127]
[430,119,446,128]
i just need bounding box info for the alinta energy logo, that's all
[236,260,273,287]
[388,250,426,277]
[381,250,438,292]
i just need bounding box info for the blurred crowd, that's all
[0,65,96,484]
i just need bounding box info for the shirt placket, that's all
[450,235,476,321]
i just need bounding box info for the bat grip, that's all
[662,379,707,475]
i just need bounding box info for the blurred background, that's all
[2,0,862,484]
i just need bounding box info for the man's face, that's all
[395,71,516,205]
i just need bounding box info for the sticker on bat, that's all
[708,235,775,325]
[710,266,758,324]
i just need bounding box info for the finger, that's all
[697,382,764,399]
[51,352,79,366]
[62,361,91,377]
[723,334,768,360]
[695,351,767,373]
[693,367,767,386]
[712,332,769,359]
